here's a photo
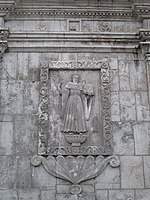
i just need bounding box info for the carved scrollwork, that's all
[31,155,120,194]
[38,65,49,155]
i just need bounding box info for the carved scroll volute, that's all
[101,62,112,154]
[38,64,49,155]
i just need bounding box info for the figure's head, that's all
[71,74,80,83]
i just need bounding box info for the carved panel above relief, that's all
[38,60,112,156]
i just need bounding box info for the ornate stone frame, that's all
[38,60,112,156]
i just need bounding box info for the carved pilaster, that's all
[0,28,9,62]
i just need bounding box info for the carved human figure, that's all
[61,74,94,134]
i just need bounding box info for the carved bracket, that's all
[31,155,120,195]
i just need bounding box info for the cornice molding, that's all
[9,8,134,19]
[7,31,139,53]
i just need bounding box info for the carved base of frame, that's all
[31,155,120,195]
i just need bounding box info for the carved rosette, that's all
[38,64,49,155]
[31,155,120,194]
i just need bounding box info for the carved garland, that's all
[38,60,112,155]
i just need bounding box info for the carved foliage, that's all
[38,64,49,155]
[31,155,120,194]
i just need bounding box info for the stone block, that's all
[41,190,56,200]
[95,190,108,200]
[135,189,150,200]
[78,193,95,200]
[24,21,36,31]
[130,60,147,91]
[119,60,130,90]
[143,156,150,188]
[0,156,16,189]
[109,190,134,200]
[95,164,120,189]
[0,114,13,122]
[111,92,120,121]
[120,156,144,188]
[120,91,136,121]
[18,189,40,200]
[57,185,70,194]
[14,115,38,155]
[110,69,119,92]
[81,21,93,32]
[60,20,67,32]
[11,20,24,32]
[31,164,56,189]
[1,53,17,79]
[50,20,61,32]
[113,122,134,155]
[56,193,95,200]
[28,53,41,69]
[0,80,24,114]
[135,91,150,121]
[133,122,150,155]
[23,82,39,114]
[0,190,18,200]
[17,53,29,80]
[16,156,31,188]
[0,121,13,155]
[56,194,77,200]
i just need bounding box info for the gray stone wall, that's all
[0,1,150,199]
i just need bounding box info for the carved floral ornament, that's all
[31,60,120,195]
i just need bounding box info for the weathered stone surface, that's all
[31,164,56,189]
[0,80,24,114]
[16,156,31,188]
[113,122,134,155]
[0,156,16,189]
[18,189,40,200]
[143,156,150,188]
[119,60,131,90]
[0,121,13,155]
[111,92,120,121]
[41,190,56,200]
[130,60,147,91]
[135,91,150,121]
[56,194,77,200]
[121,156,144,188]
[95,164,120,189]
[17,53,29,80]
[135,189,150,200]
[133,123,150,155]
[23,82,39,114]
[1,53,17,79]
[14,115,38,155]
[109,190,134,200]
[120,91,136,121]
[0,190,18,200]
[95,190,108,200]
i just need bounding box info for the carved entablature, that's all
[38,60,112,156]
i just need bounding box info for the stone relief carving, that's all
[31,155,120,195]
[37,60,112,156]
[0,28,9,61]
[99,22,112,32]
[32,59,120,195]
[59,74,94,147]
